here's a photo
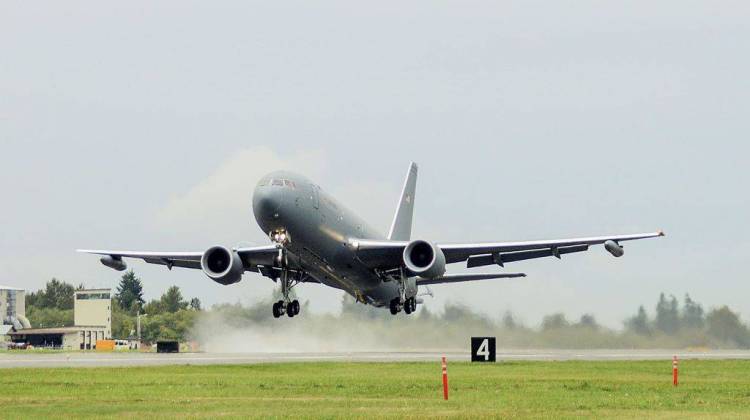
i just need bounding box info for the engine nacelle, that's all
[604,240,624,257]
[100,255,127,271]
[403,240,446,279]
[201,246,244,285]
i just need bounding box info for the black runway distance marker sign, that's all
[471,337,496,362]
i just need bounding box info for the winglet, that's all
[387,162,418,241]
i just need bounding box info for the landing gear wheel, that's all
[272,301,282,318]
[404,298,414,315]
[409,297,417,313]
[389,299,400,315]
[290,300,300,316]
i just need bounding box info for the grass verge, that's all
[1,360,749,418]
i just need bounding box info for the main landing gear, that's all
[273,299,300,318]
[389,296,417,315]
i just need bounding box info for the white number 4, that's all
[477,339,490,361]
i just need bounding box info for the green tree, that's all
[111,303,136,339]
[706,306,750,347]
[625,305,651,335]
[27,278,76,310]
[189,297,202,311]
[655,293,680,334]
[140,309,198,343]
[143,299,163,315]
[541,313,569,330]
[25,306,73,328]
[115,270,145,313]
[160,286,189,313]
[682,294,705,329]
[577,314,599,330]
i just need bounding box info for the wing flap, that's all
[417,272,526,285]
[466,244,589,268]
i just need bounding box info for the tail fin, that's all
[388,162,418,241]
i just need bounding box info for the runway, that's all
[2,349,750,368]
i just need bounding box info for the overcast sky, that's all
[1,1,748,327]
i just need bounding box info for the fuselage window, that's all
[271,179,284,187]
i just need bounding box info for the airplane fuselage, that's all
[253,171,414,306]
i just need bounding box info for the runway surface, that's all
[2,349,750,368]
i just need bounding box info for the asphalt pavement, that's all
[1,349,749,368]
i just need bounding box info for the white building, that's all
[9,288,112,350]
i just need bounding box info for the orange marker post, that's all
[673,355,679,386]
[442,356,449,400]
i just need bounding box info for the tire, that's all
[291,300,300,315]
[272,302,281,318]
[389,299,399,315]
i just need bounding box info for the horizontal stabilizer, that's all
[417,272,525,285]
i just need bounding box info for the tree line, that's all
[22,271,750,348]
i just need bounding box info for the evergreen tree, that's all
[27,278,76,310]
[682,294,705,329]
[625,305,651,335]
[655,293,680,334]
[160,286,189,313]
[115,270,145,313]
[189,297,202,311]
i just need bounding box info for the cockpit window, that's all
[267,178,297,189]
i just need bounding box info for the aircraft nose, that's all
[252,186,283,221]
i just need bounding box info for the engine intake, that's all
[201,246,244,285]
[403,240,446,279]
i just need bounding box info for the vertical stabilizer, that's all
[388,162,418,241]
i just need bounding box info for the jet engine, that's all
[604,240,624,257]
[201,246,244,285]
[403,240,446,279]
[100,255,127,271]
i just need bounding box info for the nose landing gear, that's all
[271,245,302,319]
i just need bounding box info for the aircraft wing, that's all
[350,231,664,271]
[77,245,279,272]
[440,231,665,265]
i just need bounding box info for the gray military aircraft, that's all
[80,162,664,318]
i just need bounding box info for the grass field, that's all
[1,360,749,418]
